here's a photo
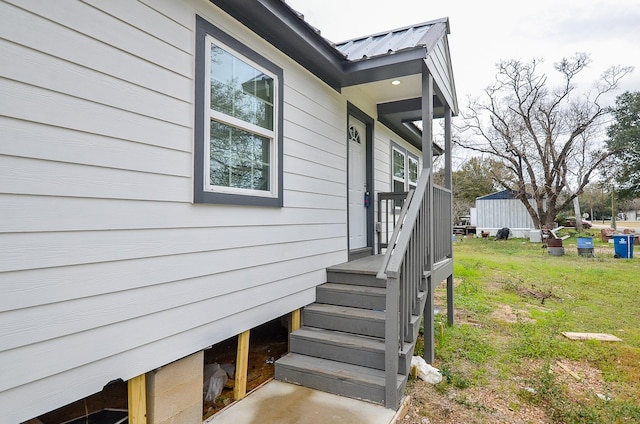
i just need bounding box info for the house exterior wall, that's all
[476,198,536,237]
[621,209,640,221]
[0,0,421,421]
[0,0,351,421]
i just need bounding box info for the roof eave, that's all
[342,47,427,86]
[210,0,346,90]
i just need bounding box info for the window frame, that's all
[392,146,406,194]
[194,16,284,207]
[408,155,419,190]
[390,142,419,193]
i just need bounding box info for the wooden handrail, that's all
[376,190,414,280]
[378,170,431,408]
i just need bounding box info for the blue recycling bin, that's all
[612,234,634,258]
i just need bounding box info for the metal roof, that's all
[477,190,533,200]
[335,19,448,61]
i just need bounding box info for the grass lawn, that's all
[405,230,640,424]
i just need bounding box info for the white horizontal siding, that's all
[0,267,333,392]
[285,174,345,199]
[285,119,345,158]
[285,101,345,147]
[140,0,202,29]
[0,224,346,273]
[81,0,193,53]
[0,40,192,127]
[1,274,322,404]
[285,190,346,210]
[0,154,192,201]
[0,195,346,233]
[285,135,345,172]
[1,241,344,314]
[285,83,345,131]
[0,117,190,176]
[0,1,192,101]
[285,155,346,185]
[1,287,318,424]
[1,78,192,152]
[0,0,352,421]
[5,0,192,77]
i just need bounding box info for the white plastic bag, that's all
[411,356,443,384]
[203,363,228,402]
[220,363,235,379]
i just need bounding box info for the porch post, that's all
[444,106,454,326]
[421,64,435,363]
[444,105,452,190]
[421,66,433,169]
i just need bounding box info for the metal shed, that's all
[475,190,536,238]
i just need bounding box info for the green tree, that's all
[606,91,640,200]
[447,157,496,222]
[453,157,495,201]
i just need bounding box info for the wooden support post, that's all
[423,276,435,363]
[291,309,301,332]
[128,374,147,424]
[234,330,251,401]
[447,274,454,326]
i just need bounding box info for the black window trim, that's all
[194,15,284,207]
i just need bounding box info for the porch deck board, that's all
[328,254,385,275]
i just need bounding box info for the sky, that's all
[286,0,640,109]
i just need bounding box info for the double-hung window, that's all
[194,16,283,206]
[391,143,419,193]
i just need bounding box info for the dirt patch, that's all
[514,285,561,305]
[401,358,618,424]
[551,359,608,403]
[490,304,535,324]
[401,372,548,423]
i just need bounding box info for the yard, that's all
[403,231,640,423]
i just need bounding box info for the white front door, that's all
[348,117,367,249]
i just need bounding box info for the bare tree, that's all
[455,53,632,229]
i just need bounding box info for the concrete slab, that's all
[205,380,397,424]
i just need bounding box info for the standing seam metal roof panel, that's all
[335,21,439,61]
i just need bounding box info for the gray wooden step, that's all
[275,352,405,406]
[326,269,386,288]
[326,255,387,288]
[303,303,385,338]
[316,283,386,310]
[290,327,385,370]
[290,326,412,373]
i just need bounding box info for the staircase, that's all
[275,255,427,407]
[275,171,453,410]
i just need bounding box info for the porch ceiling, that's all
[351,76,445,153]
